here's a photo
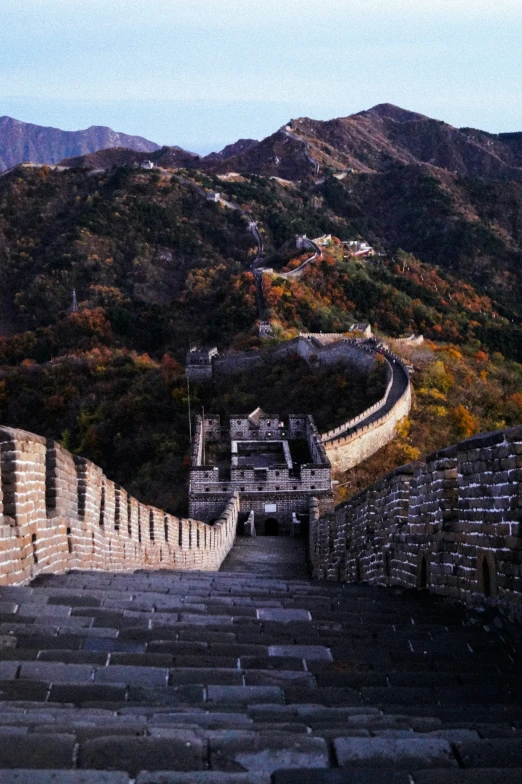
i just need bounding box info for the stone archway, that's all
[264,518,279,536]
[384,549,392,581]
[477,550,497,598]
[418,553,429,589]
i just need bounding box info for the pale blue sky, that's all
[2,0,521,153]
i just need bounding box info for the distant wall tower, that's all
[186,346,218,382]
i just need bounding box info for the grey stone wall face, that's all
[310,425,522,621]
[0,427,239,586]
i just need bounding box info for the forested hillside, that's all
[0,159,521,512]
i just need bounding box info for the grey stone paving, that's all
[0,537,520,781]
[220,538,309,578]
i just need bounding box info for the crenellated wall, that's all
[310,425,522,621]
[0,427,239,586]
[186,336,413,476]
[322,355,412,473]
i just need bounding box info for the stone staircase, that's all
[0,538,521,783]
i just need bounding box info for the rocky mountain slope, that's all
[58,103,522,184]
[63,139,259,170]
[62,144,199,170]
[0,115,159,172]
[0,163,520,514]
[213,103,522,180]
[203,138,258,163]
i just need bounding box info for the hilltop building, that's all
[189,410,332,535]
[343,240,375,257]
[186,346,219,382]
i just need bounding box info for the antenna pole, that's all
[201,407,206,465]
[186,376,192,444]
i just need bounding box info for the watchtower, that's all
[185,346,218,382]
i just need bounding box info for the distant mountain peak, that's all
[358,104,430,123]
[0,116,159,172]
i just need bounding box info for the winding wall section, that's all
[278,335,412,472]
[210,335,412,473]
[276,237,322,279]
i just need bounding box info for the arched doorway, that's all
[477,551,496,598]
[384,549,392,579]
[482,558,492,598]
[419,555,428,589]
[264,518,279,536]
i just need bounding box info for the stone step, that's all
[1,724,521,776]
[0,539,520,779]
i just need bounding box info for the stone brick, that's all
[268,646,332,661]
[209,730,329,773]
[272,771,411,784]
[207,685,284,704]
[256,609,311,622]
[415,772,522,784]
[333,737,456,768]
[48,683,127,705]
[0,733,76,768]
[455,739,522,768]
[20,662,94,683]
[94,665,168,687]
[137,774,267,784]
[79,734,206,776]
[0,774,130,784]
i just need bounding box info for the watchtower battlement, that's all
[189,410,332,535]
[185,346,218,382]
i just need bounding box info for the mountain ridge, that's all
[51,103,522,184]
[0,115,160,172]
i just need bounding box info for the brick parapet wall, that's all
[0,427,239,586]
[321,358,394,441]
[310,425,522,621]
[324,379,412,472]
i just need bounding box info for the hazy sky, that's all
[2,0,521,153]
